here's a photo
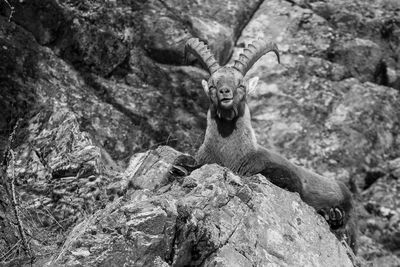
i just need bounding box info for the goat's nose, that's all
[219,88,231,95]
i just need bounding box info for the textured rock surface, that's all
[0,15,198,163]
[42,147,354,267]
[360,174,400,252]
[1,0,400,265]
[8,108,109,229]
[140,0,263,65]
[235,1,400,263]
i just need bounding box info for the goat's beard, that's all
[215,104,238,121]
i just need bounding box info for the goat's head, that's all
[185,38,280,121]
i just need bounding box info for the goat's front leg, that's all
[169,154,201,176]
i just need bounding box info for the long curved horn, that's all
[233,39,280,76]
[185,38,221,74]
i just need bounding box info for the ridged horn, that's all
[233,39,280,76]
[185,38,221,74]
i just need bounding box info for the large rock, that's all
[302,0,400,88]
[0,16,201,163]
[237,0,399,84]
[42,146,355,267]
[0,0,65,45]
[141,0,263,65]
[327,37,383,83]
[1,0,139,76]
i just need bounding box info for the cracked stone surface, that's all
[42,146,354,266]
[1,0,400,265]
[6,107,116,230]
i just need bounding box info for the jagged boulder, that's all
[42,146,355,267]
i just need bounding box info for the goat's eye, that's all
[209,86,217,92]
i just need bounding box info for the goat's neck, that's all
[197,104,258,171]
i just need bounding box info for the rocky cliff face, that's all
[0,0,400,266]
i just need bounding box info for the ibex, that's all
[173,37,357,251]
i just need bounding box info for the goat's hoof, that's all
[169,165,189,176]
[318,207,344,229]
[169,154,197,177]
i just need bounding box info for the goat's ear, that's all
[201,79,209,96]
[247,76,259,95]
